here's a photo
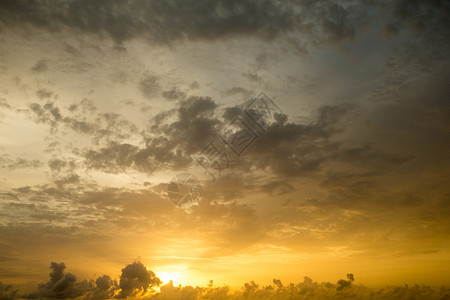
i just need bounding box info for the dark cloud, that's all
[28,101,62,132]
[92,275,118,299]
[95,275,114,291]
[150,96,221,155]
[118,261,161,298]
[26,262,81,299]
[47,159,67,173]
[84,142,142,174]
[389,0,450,40]
[12,266,450,300]
[242,103,351,177]
[0,0,367,47]
[83,96,221,174]
[0,282,18,300]
[49,262,66,286]
[20,262,119,299]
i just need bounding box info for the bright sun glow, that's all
[156,266,187,285]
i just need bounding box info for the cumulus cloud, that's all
[89,275,119,299]
[118,261,162,298]
[25,262,81,299]
[22,261,159,299]
[5,261,450,300]
[83,95,221,174]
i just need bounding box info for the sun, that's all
[156,267,186,285]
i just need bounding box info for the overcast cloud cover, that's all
[0,0,449,299]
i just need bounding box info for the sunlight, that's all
[156,266,187,285]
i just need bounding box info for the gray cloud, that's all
[223,86,252,97]
[35,88,54,100]
[161,87,187,102]
[26,99,139,145]
[389,0,450,40]
[242,103,351,177]
[83,95,221,174]
[139,73,160,100]
[0,0,367,47]
[91,275,118,299]
[31,60,48,72]
[28,101,62,132]
[0,155,42,170]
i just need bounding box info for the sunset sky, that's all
[0,0,449,298]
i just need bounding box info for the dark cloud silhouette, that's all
[0,282,18,300]
[118,261,161,298]
[3,261,450,299]
[8,266,450,299]
[336,274,353,291]
[95,275,114,292]
[49,262,65,286]
[25,262,81,299]
[89,275,119,299]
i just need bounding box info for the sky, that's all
[0,0,449,299]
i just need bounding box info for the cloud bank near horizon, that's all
[2,261,450,300]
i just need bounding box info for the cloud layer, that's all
[4,262,450,299]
